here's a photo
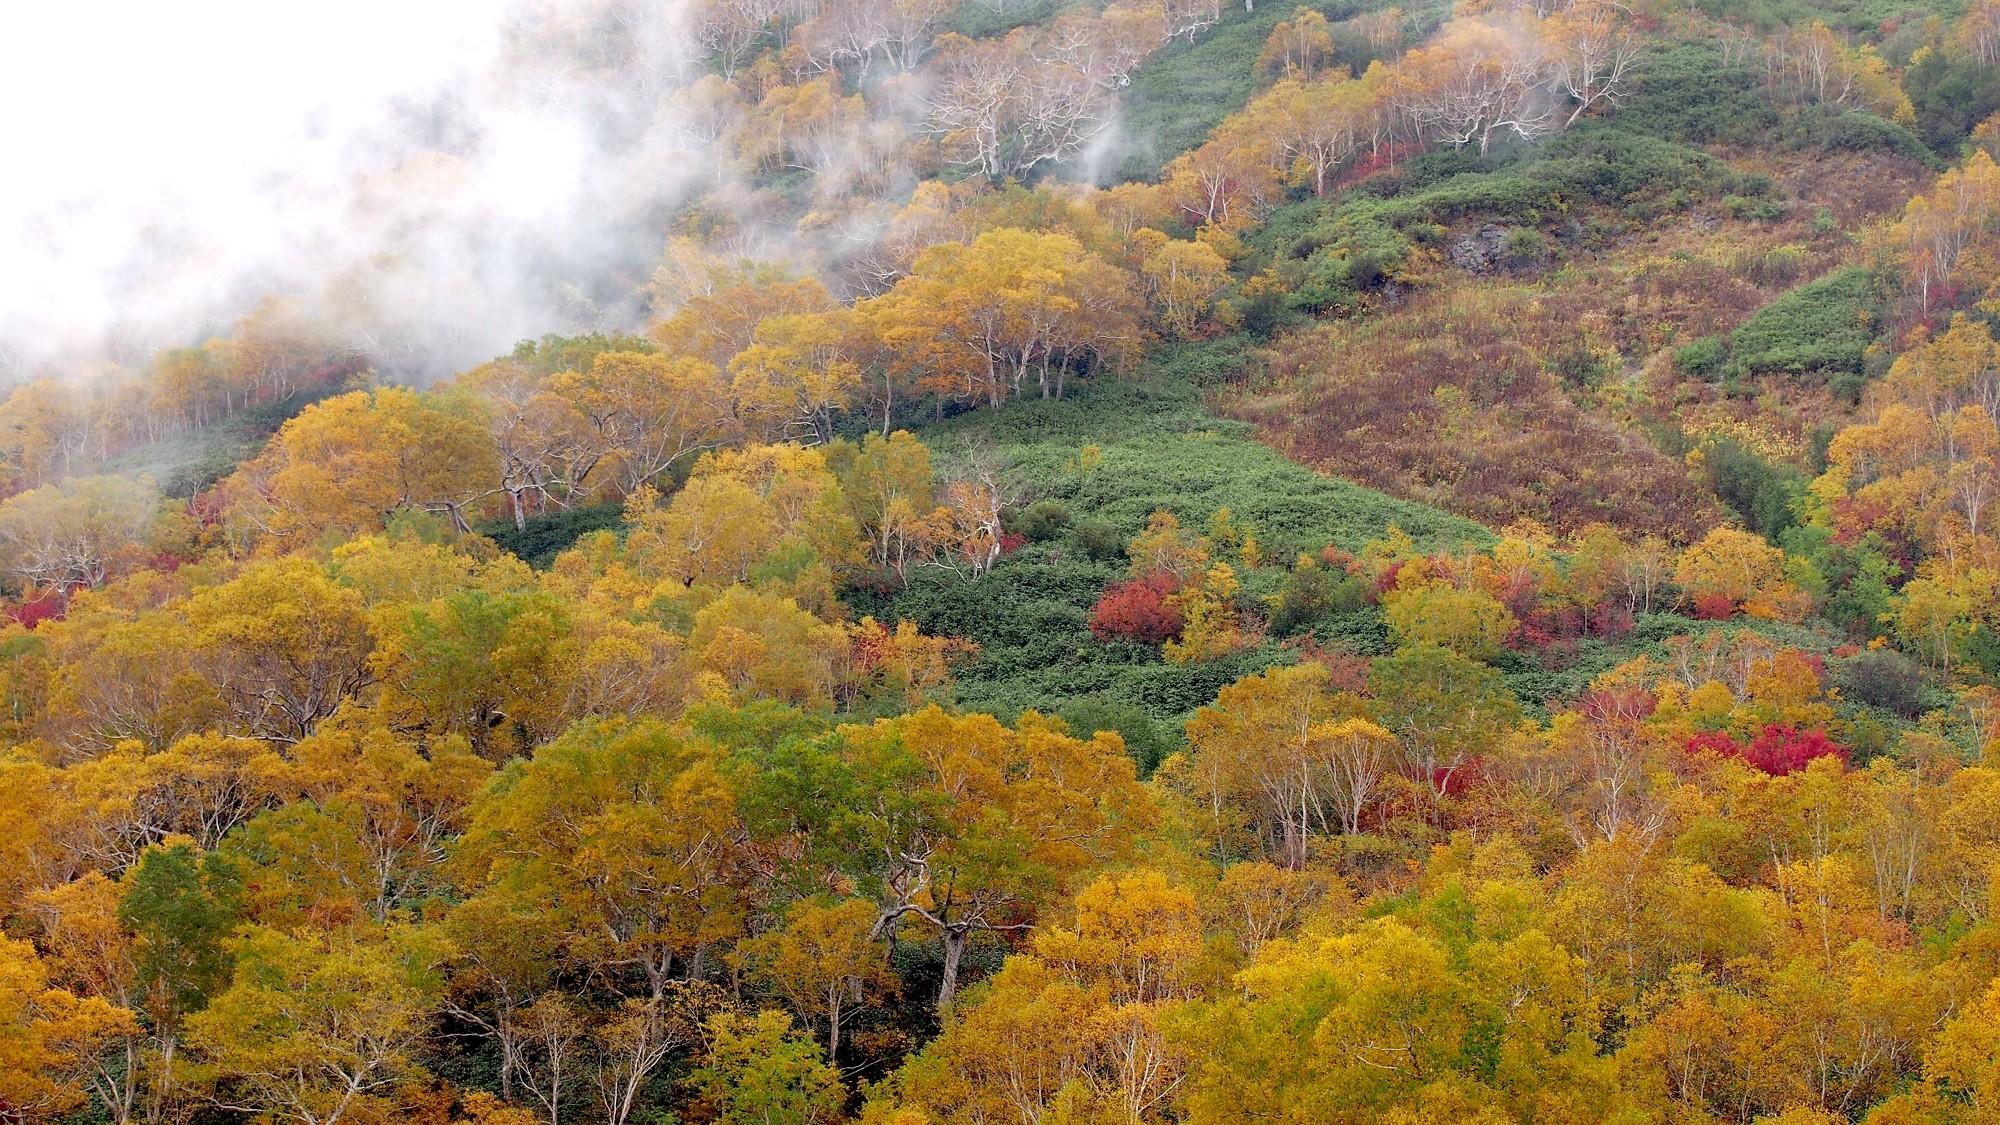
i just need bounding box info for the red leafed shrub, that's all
[1089,574,1184,645]
[1493,575,1539,622]
[9,590,64,630]
[1743,725,1848,775]
[1320,546,1359,574]
[1691,593,1736,621]
[1684,730,1742,759]
[847,620,890,674]
[1589,602,1634,639]
[1371,559,1405,600]
[185,490,226,530]
[997,531,1027,556]
[1432,757,1486,799]
[1684,726,1848,776]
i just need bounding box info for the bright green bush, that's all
[1674,336,1728,379]
[1728,267,1881,379]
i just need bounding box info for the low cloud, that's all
[0,0,712,382]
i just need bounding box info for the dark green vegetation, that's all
[1905,35,2000,151]
[479,503,627,568]
[943,0,1090,40]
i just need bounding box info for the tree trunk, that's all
[499,1020,520,1102]
[143,1036,177,1125]
[936,928,970,1013]
[827,987,843,1060]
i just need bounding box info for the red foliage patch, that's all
[1507,618,1557,651]
[1089,574,1184,645]
[185,491,225,530]
[1684,730,1741,759]
[1743,725,1849,775]
[846,620,890,674]
[1431,757,1486,799]
[1691,593,1736,621]
[1319,546,1360,574]
[1684,725,1848,776]
[1287,636,1371,695]
[997,532,1027,556]
[8,590,65,630]
[1579,687,1657,726]
[1372,559,1405,600]
[1589,602,1634,639]
[1492,575,1539,622]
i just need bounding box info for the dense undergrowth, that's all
[851,366,1488,741]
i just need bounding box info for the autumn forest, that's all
[13,0,2000,1123]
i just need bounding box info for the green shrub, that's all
[480,503,627,568]
[1674,336,1728,379]
[1267,557,1370,637]
[1906,46,2000,153]
[1069,517,1127,561]
[1148,335,1256,387]
[1681,0,1943,35]
[1611,42,1777,145]
[1292,216,1410,312]
[1058,697,1174,775]
[1697,436,1802,540]
[1834,649,1930,719]
[1315,609,1391,656]
[1011,500,1073,541]
[1784,107,1938,165]
[1729,267,1882,379]
[1779,525,1898,641]
[1503,227,1549,267]
[1722,194,1788,223]
[941,0,1086,40]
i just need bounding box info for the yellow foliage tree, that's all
[1382,571,1517,661]
[1165,562,1246,664]
[737,898,897,1059]
[1140,237,1231,339]
[0,933,138,1124]
[1674,528,1809,622]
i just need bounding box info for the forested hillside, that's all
[13,0,2000,1123]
